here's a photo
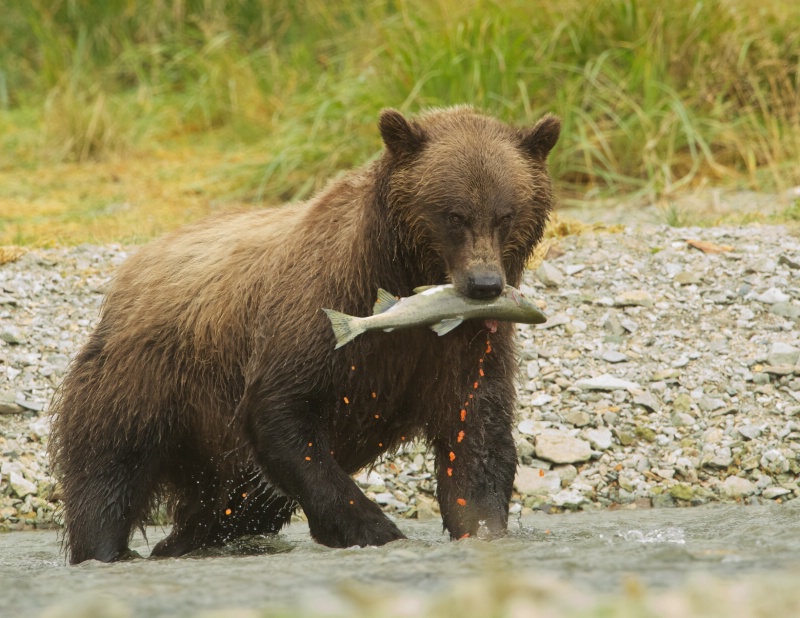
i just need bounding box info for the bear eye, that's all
[498,213,514,227]
[448,213,466,227]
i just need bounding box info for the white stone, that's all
[762,486,791,499]
[535,432,592,464]
[574,374,641,392]
[552,489,587,507]
[581,427,613,451]
[9,471,37,498]
[755,288,791,304]
[721,476,757,498]
[514,467,561,495]
[768,342,800,366]
[535,262,564,287]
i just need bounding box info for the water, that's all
[3,503,800,617]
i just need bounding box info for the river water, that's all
[3,503,800,617]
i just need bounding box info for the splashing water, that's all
[476,520,491,540]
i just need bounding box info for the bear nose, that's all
[466,273,503,299]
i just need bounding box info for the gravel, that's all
[3,223,800,530]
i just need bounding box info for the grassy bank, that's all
[1,0,798,245]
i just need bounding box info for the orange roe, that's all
[225,508,232,516]
[343,396,349,404]
[456,498,467,506]
[460,409,467,422]
[447,468,453,477]
[457,431,465,443]
[449,451,456,462]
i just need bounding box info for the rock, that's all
[601,351,628,363]
[614,291,654,307]
[602,313,626,336]
[9,471,37,498]
[0,400,24,415]
[779,254,800,269]
[762,486,791,499]
[574,374,641,392]
[738,425,762,440]
[748,257,778,274]
[721,476,757,498]
[515,437,535,458]
[535,262,564,287]
[705,447,733,468]
[632,390,660,412]
[768,342,800,366]
[552,489,586,508]
[698,396,726,412]
[771,303,800,319]
[514,467,561,495]
[755,288,791,304]
[565,410,591,427]
[564,264,586,276]
[674,271,702,285]
[0,326,24,344]
[534,432,592,464]
[581,427,613,451]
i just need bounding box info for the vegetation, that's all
[1,0,799,245]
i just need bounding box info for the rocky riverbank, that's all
[3,223,800,531]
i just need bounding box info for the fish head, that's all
[379,108,559,301]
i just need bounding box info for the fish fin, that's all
[322,308,366,349]
[430,318,463,336]
[373,288,399,315]
[413,285,438,293]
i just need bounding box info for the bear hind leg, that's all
[152,472,295,558]
[61,446,161,564]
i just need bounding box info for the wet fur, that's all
[49,106,559,563]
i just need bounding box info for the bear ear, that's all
[519,114,561,160]
[379,109,426,156]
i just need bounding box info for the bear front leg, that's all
[241,392,405,548]
[432,385,517,540]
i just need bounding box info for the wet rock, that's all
[552,489,586,508]
[534,432,592,464]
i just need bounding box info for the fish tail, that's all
[322,308,367,349]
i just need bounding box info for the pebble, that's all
[7,226,800,528]
[721,476,757,498]
[514,467,561,495]
[574,374,641,392]
[767,342,800,366]
[535,262,564,287]
[534,432,592,464]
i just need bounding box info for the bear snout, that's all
[465,269,504,300]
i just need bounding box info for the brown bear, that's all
[49,106,560,564]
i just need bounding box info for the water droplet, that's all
[477,520,491,540]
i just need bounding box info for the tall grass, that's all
[1,0,799,242]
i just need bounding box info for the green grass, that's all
[1,0,799,244]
